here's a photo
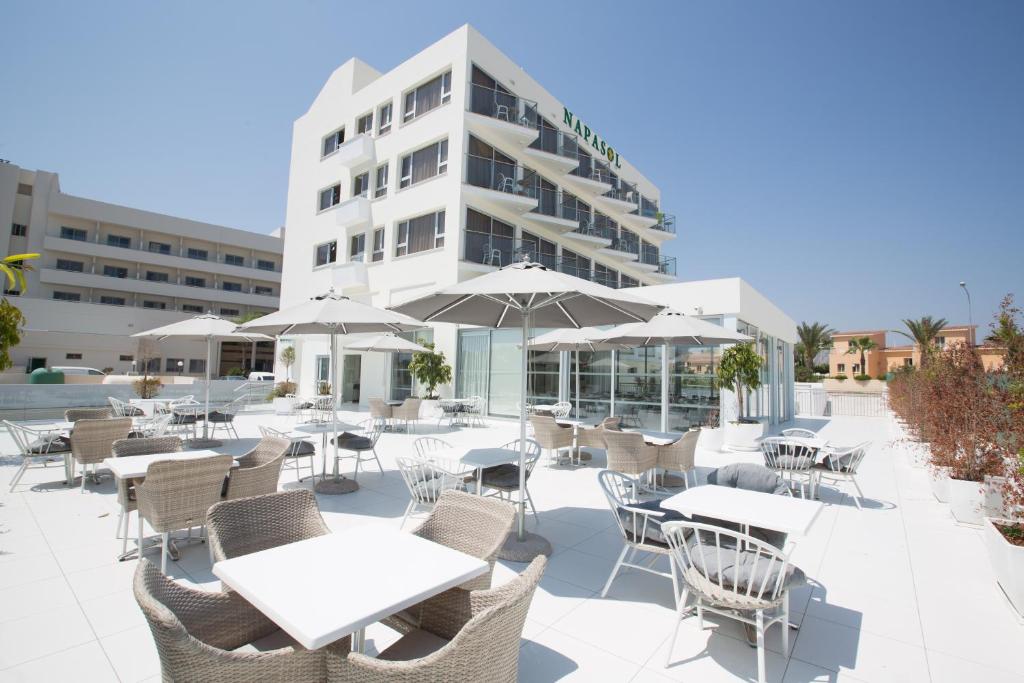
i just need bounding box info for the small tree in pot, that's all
[716,342,764,423]
[406,342,452,400]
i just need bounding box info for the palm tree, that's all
[897,316,948,363]
[795,322,835,371]
[845,336,878,377]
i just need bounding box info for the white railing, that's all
[825,391,889,418]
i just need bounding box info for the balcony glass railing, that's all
[528,125,580,160]
[571,153,614,185]
[610,234,640,256]
[650,213,677,234]
[54,232,281,272]
[641,244,660,266]
[463,233,557,270]
[465,154,538,198]
[469,83,538,128]
[556,259,593,281]
[658,256,677,277]
[529,187,578,221]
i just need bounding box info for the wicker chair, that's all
[207,489,330,563]
[223,435,289,501]
[133,559,326,682]
[70,417,132,493]
[601,428,658,497]
[392,397,422,433]
[65,407,113,422]
[111,436,182,556]
[326,556,545,683]
[577,416,620,450]
[368,398,393,427]
[259,425,317,483]
[136,454,234,573]
[656,429,699,489]
[529,415,573,467]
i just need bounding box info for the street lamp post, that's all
[960,281,973,346]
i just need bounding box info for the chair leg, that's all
[116,509,124,539]
[665,588,690,668]
[669,555,680,609]
[122,511,130,555]
[9,459,29,492]
[782,590,790,654]
[601,545,629,598]
[852,477,865,510]
[138,514,145,559]
[756,609,766,683]
[161,532,169,574]
[80,464,86,494]
[400,500,414,530]
[371,448,384,474]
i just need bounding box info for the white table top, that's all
[660,485,824,538]
[23,420,75,432]
[102,449,236,479]
[624,428,681,446]
[294,421,358,434]
[433,446,521,469]
[556,418,589,427]
[213,526,488,650]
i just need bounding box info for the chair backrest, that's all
[597,469,648,544]
[413,436,452,458]
[552,401,572,418]
[356,418,385,446]
[70,417,133,464]
[528,415,568,449]
[663,521,792,611]
[239,435,291,468]
[760,437,816,472]
[4,421,62,456]
[602,429,657,475]
[108,397,126,416]
[660,429,699,471]
[207,489,330,562]
[112,436,182,458]
[780,428,816,438]
[823,441,871,473]
[65,407,113,422]
[396,455,466,506]
[146,413,174,437]
[138,455,234,532]
[394,397,421,419]
[600,416,622,431]
[707,462,791,495]
[497,439,542,475]
[368,398,392,419]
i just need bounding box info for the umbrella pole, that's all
[315,330,358,494]
[661,342,669,433]
[575,350,581,420]
[189,335,221,448]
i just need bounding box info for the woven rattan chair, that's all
[207,489,331,563]
[111,436,182,556]
[392,397,422,433]
[136,454,234,573]
[602,428,658,497]
[65,407,114,422]
[662,521,806,683]
[656,429,699,489]
[577,416,620,450]
[368,398,393,427]
[133,558,326,681]
[326,556,545,683]
[529,415,573,467]
[70,417,132,493]
[223,435,289,501]
[259,425,317,483]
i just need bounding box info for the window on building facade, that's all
[187,248,208,261]
[464,209,514,266]
[520,231,557,269]
[353,172,370,198]
[182,304,203,313]
[11,223,27,236]
[103,265,128,279]
[396,210,445,257]
[350,234,366,262]
[560,249,591,280]
[106,235,131,249]
[146,271,169,282]
[100,295,125,306]
[56,259,84,273]
[377,102,392,135]
[184,276,206,288]
[322,127,345,157]
[189,359,206,373]
[143,300,167,310]
[319,184,342,211]
[837,363,846,372]
[467,136,516,192]
[119,354,134,362]
[220,308,239,317]
[148,241,171,255]
[315,241,337,267]
[620,275,639,288]
[374,163,389,198]
[402,71,452,122]
[222,281,242,292]
[372,227,384,262]
[16,183,32,196]
[357,112,373,135]
[53,291,81,302]
[61,226,87,241]
[399,139,448,189]
[254,285,273,296]
[164,358,184,372]
[256,259,275,271]
[594,263,618,288]
[65,353,82,360]
[904,358,913,367]
[224,254,244,266]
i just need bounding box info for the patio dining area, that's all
[1,407,1023,682]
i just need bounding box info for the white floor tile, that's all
[99,624,160,683]
[790,614,929,683]
[0,576,78,624]
[0,641,118,682]
[0,604,95,669]
[80,589,147,638]
[518,627,642,682]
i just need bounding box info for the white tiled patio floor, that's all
[1,409,1023,682]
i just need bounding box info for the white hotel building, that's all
[281,25,796,429]
[0,162,283,378]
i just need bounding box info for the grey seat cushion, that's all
[818,451,858,472]
[377,628,449,662]
[206,411,234,423]
[708,463,790,495]
[288,440,317,456]
[331,434,372,450]
[480,464,525,489]
[617,499,686,546]
[26,436,71,454]
[686,534,806,595]
[171,413,197,425]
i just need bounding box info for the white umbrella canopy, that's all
[132,313,272,447]
[527,327,628,421]
[238,291,425,494]
[588,310,751,432]
[344,333,431,354]
[390,260,663,561]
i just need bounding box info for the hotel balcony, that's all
[38,267,278,306]
[524,187,579,233]
[651,255,677,280]
[334,196,372,229]
[565,152,614,195]
[594,182,641,215]
[328,260,369,293]
[598,236,640,263]
[562,212,613,248]
[461,233,558,272]
[463,154,539,215]
[649,213,676,234]
[523,127,580,175]
[332,134,375,169]
[466,83,539,149]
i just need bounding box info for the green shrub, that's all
[854,374,872,381]
[875,373,889,381]
[833,374,848,381]
[133,376,162,398]
[268,381,296,399]
[227,367,245,377]
[317,381,332,396]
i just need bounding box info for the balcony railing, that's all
[570,153,614,185]
[529,187,577,221]
[466,154,538,198]
[572,214,615,241]
[641,244,660,266]
[463,233,556,270]
[609,234,640,256]
[657,256,677,277]
[54,233,282,272]
[650,213,676,234]
[469,83,537,128]
[528,125,579,160]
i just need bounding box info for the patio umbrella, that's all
[588,310,751,432]
[237,290,424,494]
[132,314,272,447]
[344,334,431,398]
[389,259,662,561]
[527,327,627,421]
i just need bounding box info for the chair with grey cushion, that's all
[4,421,72,492]
[760,437,817,498]
[467,439,542,520]
[330,418,384,482]
[812,441,870,509]
[598,469,681,605]
[705,463,792,549]
[662,520,806,683]
[259,425,317,484]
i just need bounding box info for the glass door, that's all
[342,355,361,404]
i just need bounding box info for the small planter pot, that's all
[699,426,724,452]
[724,420,765,451]
[983,517,1024,619]
[272,397,295,415]
[929,467,950,503]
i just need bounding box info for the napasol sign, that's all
[563,107,622,169]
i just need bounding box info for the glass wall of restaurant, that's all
[389,330,435,400]
[734,319,794,424]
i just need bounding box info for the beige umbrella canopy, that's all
[390,260,662,561]
[133,313,271,447]
[238,290,424,494]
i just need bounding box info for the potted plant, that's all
[269,380,297,415]
[715,342,765,451]
[698,408,724,452]
[279,345,296,381]
[407,343,452,418]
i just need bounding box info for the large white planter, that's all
[724,420,765,451]
[272,397,295,415]
[419,399,443,420]
[983,517,1024,619]
[929,467,950,503]
[699,426,724,452]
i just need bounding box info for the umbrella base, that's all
[498,530,552,562]
[569,448,594,463]
[315,477,359,495]
[659,473,687,488]
[186,438,223,449]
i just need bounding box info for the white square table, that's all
[102,448,230,480]
[624,428,680,446]
[432,447,521,494]
[660,485,824,538]
[213,525,489,650]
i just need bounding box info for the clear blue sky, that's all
[2,1,1021,336]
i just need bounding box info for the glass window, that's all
[254,285,273,296]
[53,291,81,301]
[377,101,392,135]
[222,281,242,292]
[165,358,183,372]
[395,210,445,257]
[184,276,206,288]
[11,223,27,236]
[146,271,169,282]
[143,300,166,310]
[372,227,384,262]
[65,353,82,360]
[119,354,134,362]
[614,347,662,429]
[224,254,244,266]
[464,208,514,266]
[357,112,373,135]
[103,265,128,279]
[61,226,88,241]
[319,184,341,211]
[353,172,370,198]
[56,259,84,273]
[402,70,452,122]
[186,248,208,261]
[315,355,330,383]
[148,241,171,255]
[350,234,366,262]
[220,308,239,317]
[389,330,434,400]
[315,241,337,267]
[520,231,556,269]
[668,343,720,430]
[398,139,448,189]
[100,295,125,306]
[256,259,275,271]
[620,275,639,288]
[189,359,206,373]
[322,127,345,156]
[374,163,389,198]
[106,235,131,249]
[182,304,203,313]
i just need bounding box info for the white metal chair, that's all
[396,455,471,529]
[312,396,334,423]
[598,469,680,605]
[551,401,572,418]
[167,399,201,440]
[465,396,487,427]
[471,439,541,520]
[413,436,452,459]
[206,397,244,440]
[5,421,71,492]
[662,521,806,683]
[812,441,871,509]
[760,437,817,498]
[259,425,317,484]
[494,94,511,121]
[481,245,502,267]
[109,396,144,417]
[780,428,817,438]
[495,173,516,193]
[136,413,173,438]
[330,418,384,482]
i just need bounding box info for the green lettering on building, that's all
[561,106,622,169]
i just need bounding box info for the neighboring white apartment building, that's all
[0,162,283,378]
